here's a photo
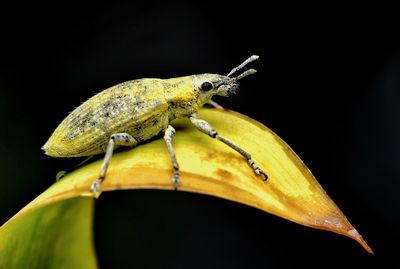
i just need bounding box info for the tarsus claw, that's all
[90,179,102,197]
[248,160,268,181]
[172,170,181,190]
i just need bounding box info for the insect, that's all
[42,55,268,196]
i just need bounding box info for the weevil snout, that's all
[218,68,258,96]
[214,75,239,97]
[211,55,259,97]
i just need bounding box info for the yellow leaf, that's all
[0,108,373,264]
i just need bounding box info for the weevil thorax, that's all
[164,74,237,119]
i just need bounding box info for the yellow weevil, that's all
[42,55,267,196]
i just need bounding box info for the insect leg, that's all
[164,125,180,190]
[90,133,138,196]
[206,100,224,109]
[189,114,268,180]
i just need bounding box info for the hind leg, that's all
[90,133,138,196]
[164,125,181,190]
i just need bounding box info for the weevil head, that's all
[193,55,259,106]
[165,55,259,118]
[194,73,237,100]
[193,68,257,104]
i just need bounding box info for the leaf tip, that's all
[346,228,374,254]
[311,214,373,254]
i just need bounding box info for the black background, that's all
[0,2,399,268]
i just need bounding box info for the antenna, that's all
[229,69,257,82]
[227,55,259,77]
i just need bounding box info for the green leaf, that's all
[0,197,97,269]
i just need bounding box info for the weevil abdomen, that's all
[43,79,169,157]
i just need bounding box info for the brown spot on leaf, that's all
[204,151,242,163]
[205,151,218,160]
[215,168,233,180]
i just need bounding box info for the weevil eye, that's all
[201,81,213,91]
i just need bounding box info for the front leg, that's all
[189,114,268,180]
